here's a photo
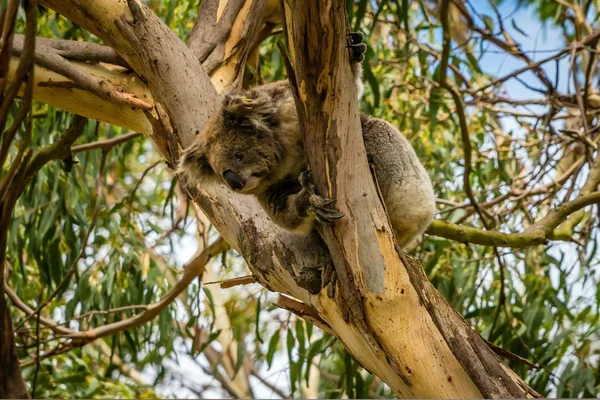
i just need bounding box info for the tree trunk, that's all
[6,0,539,397]
[0,294,30,399]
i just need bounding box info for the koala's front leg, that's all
[258,172,343,235]
[298,170,344,224]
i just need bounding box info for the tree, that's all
[1,0,599,398]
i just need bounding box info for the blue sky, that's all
[474,0,570,100]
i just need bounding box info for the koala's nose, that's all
[222,170,246,191]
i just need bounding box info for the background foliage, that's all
[5,0,600,397]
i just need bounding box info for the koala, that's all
[178,33,435,249]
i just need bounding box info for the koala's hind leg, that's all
[362,117,436,249]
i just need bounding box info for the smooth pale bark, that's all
[11,0,539,397]
[7,57,153,133]
[188,0,281,91]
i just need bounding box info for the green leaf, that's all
[304,337,323,383]
[203,287,217,329]
[84,377,100,397]
[354,1,368,32]
[363,48,380,108]
[295,319,306,357]
[344,352,355,398]
[255,294,263,344]
[482,15,494,32]
[164,0,180,26]
[232,339,245,379]
[54,374,88,384]
[266,328,280,368]
[428,86,444,133]
[511,18,529,37]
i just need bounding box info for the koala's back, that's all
[361,115,435,248]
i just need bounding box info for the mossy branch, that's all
[427,220,547,248]
[428,190,600,247]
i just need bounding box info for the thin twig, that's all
[72,132,143,153]
[7,237,227,367]
[65,238,227,342]
[474,30,600,94]
[13,34,129,67]
[205,275,256,289]
[70,305,149,321]
[15,145,105,330]
[250,366,290,399]
[31,291,42,398]
[276,295,334,335]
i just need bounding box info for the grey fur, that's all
[361,115,435,247]
[178,52,435,248]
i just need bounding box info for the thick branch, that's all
[12,35,152,110]
[282,1,497,398]
[283,1,537,397]
[427,220,547,248]
[7,56,153,133]
[189,0,281,90]
[18,34,129,67]
[0,1,37,397]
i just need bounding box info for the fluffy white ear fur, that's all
[352,62,365,100]
[177,142,214,186]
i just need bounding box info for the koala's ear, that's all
[177,142,214,183]
[222,93,259,129]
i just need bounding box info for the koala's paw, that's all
[309,194,344,223]
[299,170,344,223]
[347,31,367,63]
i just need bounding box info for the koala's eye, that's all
[235,152,244,160]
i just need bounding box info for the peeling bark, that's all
[7,56,153,133]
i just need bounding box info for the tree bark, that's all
[0,295,30,399]
[7,56,153,133]
[7,0,539,397]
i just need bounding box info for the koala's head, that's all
[178,88,286,194]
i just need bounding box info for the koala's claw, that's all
[309,194,344,223]
[321,199,335,207]
[299,170,344,223]
[347,31,367,63]
[347,31,364,45]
